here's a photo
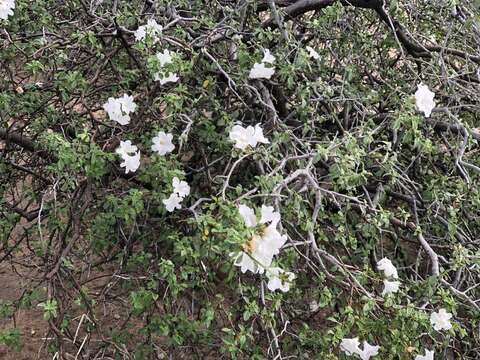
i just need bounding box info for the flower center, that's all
[242,236,258,254]
[279,272,290,284]
[258,224,267,237]
[242,225,268,254]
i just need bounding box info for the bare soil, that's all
[0,262,48,359]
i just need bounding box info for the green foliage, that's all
[1,0,479,358]
[0,329,22,352]
[38,299,58,320]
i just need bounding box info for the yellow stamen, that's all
[242,236,257,254]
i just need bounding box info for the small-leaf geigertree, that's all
[1,0,479,359]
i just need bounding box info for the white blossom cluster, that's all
[249,49,276,79]
[114,130,187,213]
[103,94,137,126]
[340,338,380,360]
[134,19,179,85]
[229,123,269,151]
[162,176,190,212]
[377,257,401,296]
[153,49,179,85]
[415,83,435,117]
[115,140,141,174]
[338,257,452,359]
[113,131,175,175]
[99,51,446,358]
[102,92,185,212]
[134,19,163,42]
[231,204,293,292]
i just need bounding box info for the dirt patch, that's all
[0,263,48,359]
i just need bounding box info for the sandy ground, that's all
[0,262,48,359]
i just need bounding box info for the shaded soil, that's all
[0,262,47,360]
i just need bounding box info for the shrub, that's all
[1,0,479,359]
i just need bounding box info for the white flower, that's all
[153,50,179,85]
[415,349,434,360]
[134,19,163,42]
[259,205,280,225]
[340,337,361,356]
[163,176,189,212]
[358,341,380,360]
[381,279,401,296]
[155,72,179,85]
[233,204,287,274]
[151,131,175,155]
[238,204,281,229]
[430,308,452,331]
[119,94,137,113]
[147,19,162,32]
[115,141,141,174]
[306,46,320,60]
[340,338,380,359]
[230,251,258,274]
[103,97,128,125]
[172,177,190,198]
[415,83,435,118]
[261,222,288,256]
[229,125,255,150]
[134,27,147,42]
[253,124,269,146]
[229,124,269,150]
[238,204,257,228]
[0,0,15,20]
[261,49,275,64]
[115,140,138,157]
[162,193,183,212]
[103,94,137,125]
[377,258,398,279]
[119,151,141,174]
[156,49,173,67]
[249,62,275,79]
[266,267,295,292]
